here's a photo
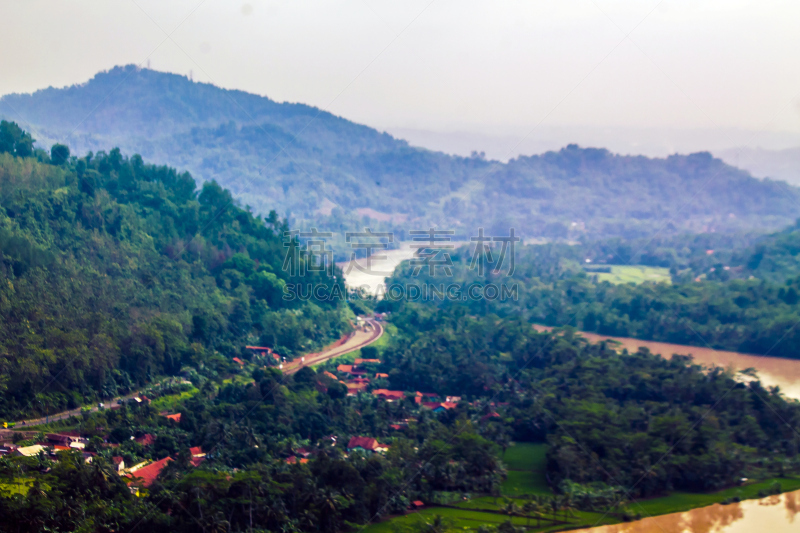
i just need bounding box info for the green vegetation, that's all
[0,479,34,496]
[4,66,799,244]
[590,265,671,285]
[500,443,550,496]
[632,478,800,516]
[0,121,348,419]
[386,238,800,360]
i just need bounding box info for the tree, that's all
[50,143,70,165]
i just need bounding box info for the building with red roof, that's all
[347,436,379,452]
[232,357,245,366]
[112,456,125,472]
[354,358,381,365]
[372,389,405,401]
[129,457,171,488]
[134,434,156,447]
[422,402,458,412]
[163,413,182,422]
[346,382,369,395]
[375,373,389,379]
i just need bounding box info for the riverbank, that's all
[533,325,800,400]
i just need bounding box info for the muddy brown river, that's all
[533,327,800,401]
[574,490,800,533]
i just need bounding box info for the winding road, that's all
[282,318,384,375]
[5,318,384,428]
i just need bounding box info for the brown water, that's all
[572,490,800,533]
[534,326,800,400]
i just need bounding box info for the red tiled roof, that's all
[164,413,181,422]
[346,383,368,394]
[375,373,389,379]
[189,446,203,456]
[286,455,309,464]
[232,357,244,365]
[130,457,171,487]
[412,500,425,507]
[389,424,403,430]
[112,456,124,465]
[134,434,156,447]
[422,402,458,410]
[347,436,379,451]
[372,389,405,400]
[190,456,205,467]
[354,359,381,365]
[337,364,353,373]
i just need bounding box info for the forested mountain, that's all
[0,121,347,419]
[3,65,800,239]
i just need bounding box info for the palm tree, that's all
[522,500,538,527]
[559,494,575,520]
[503,499,520,522]
[549,496,559,522]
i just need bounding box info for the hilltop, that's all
[3,65,799,239]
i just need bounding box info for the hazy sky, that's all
[2,0,800,158]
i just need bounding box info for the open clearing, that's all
[587,265,671,285]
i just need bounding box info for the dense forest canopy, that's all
[2,304,800,532]
[383,230,800,359]
[0,120,348,419]
[3,65,799,240]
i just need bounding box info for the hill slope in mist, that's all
[3,65,799,240]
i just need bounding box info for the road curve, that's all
[7,320,384,427]
[282,318,384,375]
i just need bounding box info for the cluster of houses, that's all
[330,359,462,412]
[332,358,388,395]
[0,433,90,462]
[0,420,207,495]
[245,345,282,364]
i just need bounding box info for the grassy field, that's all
[630,477,800,517]
[588,265,671,285]
[150,388,199,411]
[360,505,615,533]
[362,438,800,533]
[501,443,551,496]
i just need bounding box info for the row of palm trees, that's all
[502,494,575,528]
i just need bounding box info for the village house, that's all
[47,433,82,447]
[346,436,381,453]
[372,389,406,401]
[134,433,156,447]
[14,444,47,457]
[112,456,125,472]
[128,457,172,492]
[189,446,206,467]
[353,358,381,366]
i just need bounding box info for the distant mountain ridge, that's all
[2,65,799,240]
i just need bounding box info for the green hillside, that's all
[0,121,347,419]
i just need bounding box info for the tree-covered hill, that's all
[3,65,800,239]
[0,121,348,419]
